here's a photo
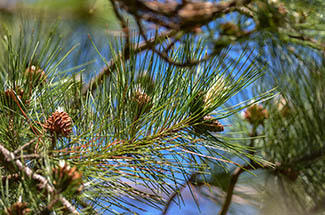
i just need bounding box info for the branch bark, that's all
[115,0,253,30]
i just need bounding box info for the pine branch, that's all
[290,147,325,167]
[0,143,79,214]
[219,125,257,215]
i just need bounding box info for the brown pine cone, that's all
[194,115,224,133]
[133,88,152,114]
[44,111,72,137]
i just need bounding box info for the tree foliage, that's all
[0,0,324,214]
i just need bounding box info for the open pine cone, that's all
[44,111,72,137]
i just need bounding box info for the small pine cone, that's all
[44,111,72,137]
[25,65,46,87]
[202,115,224,132]
[220,22,241,37]
[134,90,152,113]
[3,87,30,108]
[243,104,268,126]
[194,115,224,133]
[52,161,82,193]
[7,202,30,215]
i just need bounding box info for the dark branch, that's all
[82,30,176,95]
[219,167,246,215]
[161,173,198,215]
[115,0,253,30]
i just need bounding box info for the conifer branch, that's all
[0,143,79,214]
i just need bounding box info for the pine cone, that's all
[194,115,224,133]
[52,161,82,193]
[7,202,30,215]
[220,22,242,37]
[25,65,46,87]
[44,111,72,137]
[133,90,152,113]
[243,104,268,125]
[202,115,224,132]
[3,87,30,109]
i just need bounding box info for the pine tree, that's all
[0,0,324,214]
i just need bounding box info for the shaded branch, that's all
[290,147,325,167]
[115,0,253,30]
[219,166,246,215]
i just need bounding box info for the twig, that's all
[116,0,253,30]
[13,154,41,160]
[219,125,257,215]
[109,0,131,57]
[14,138,37,154]
[161,173,197,215]
[290,147,325,166]
[0,143,79,214]
[219,167,246,215]
[81,30,176,95]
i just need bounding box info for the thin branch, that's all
[116,0,253,30]
[109,0,131,57]
[219,167,246,215]
[288,34,325,51]
[0,143,79,214]
[14,138,37,154]
[81,30,176,95]
[290,147,325,167]
[219,125,257,215]
[13,154,41,160]
[161,173,197,215]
